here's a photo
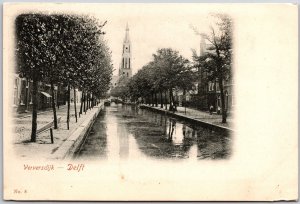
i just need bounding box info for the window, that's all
[208,82,214,91]
[20,80,27,105]
[129,58,130,69]
[127,73,128,77]
[217,96,221,107]
[216,83,220,92]
[225,91,228,109]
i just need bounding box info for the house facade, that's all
[12,74,67,113]
[176,35,234,113]
[199,35,234,113]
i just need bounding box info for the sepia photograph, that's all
[3,3,298,201]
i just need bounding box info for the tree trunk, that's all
[183,89,186,114]
[160,91,163,108]
[215,44,227,123]
[165,91,168,110]
[89,94,91,109]
[73,86,77,123]
[219,77,227,123]
[90,96,92,108]
[25,79,29,111]
[87,93,90,110]
[90,94,92,108]
[86,93,88,110]
[56,84,60,110]
[79,90,83,117]
[151,93,154,107]
[84,91,86,114]
[67,84,70,130]
[30,78,38,142]
[155,92,158,107]
[87,93,91,110]
[86,93,90,110]
[50,81,58,129]
[169,89,173,111]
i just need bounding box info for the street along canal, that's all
[74,103,232,161]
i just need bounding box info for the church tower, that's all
[119,23,132,78]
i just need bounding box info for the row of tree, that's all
[16,14,113,142]
[112,14,232,123]
[115,48,195,111]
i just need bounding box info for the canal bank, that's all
[51,103,104,160]
[13,103,104,160]
[139,105,234,134]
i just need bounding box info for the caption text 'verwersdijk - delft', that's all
[23,164,85,172]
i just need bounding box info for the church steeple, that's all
[119,23,132,78]
[124,23,130,43]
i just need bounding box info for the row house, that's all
[13,74,67,113]
[177,35,234,114]
[200,35,234,113]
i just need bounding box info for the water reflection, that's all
[75,104,231,160]
[74,110,108,160]
[118,122,129,159]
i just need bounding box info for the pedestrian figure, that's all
[209,105,214,115]
[217,106,221,115]
[174,101,178,112]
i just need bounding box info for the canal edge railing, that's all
[50,103,104,160]
[139,105,234,134]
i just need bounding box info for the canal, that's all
[74,103,231,161]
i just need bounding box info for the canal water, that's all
[74,103,231,161]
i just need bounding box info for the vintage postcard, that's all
[3,3,298,201]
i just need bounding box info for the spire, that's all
[124,23,130,42]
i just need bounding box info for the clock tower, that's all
[119,23,132,78]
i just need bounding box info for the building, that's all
[12,74,67,113]
[199,35,234,113]
[109,24,133,98]
[119,23,132,78]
